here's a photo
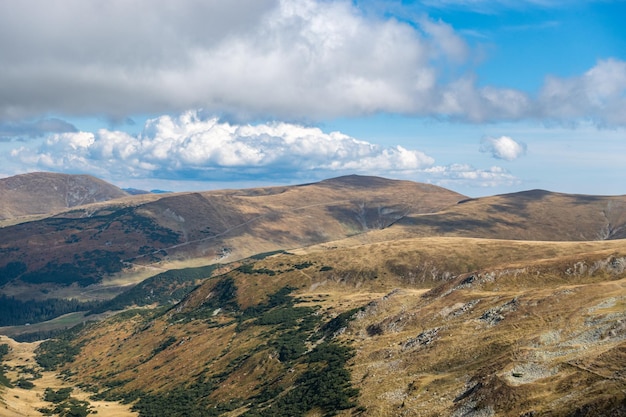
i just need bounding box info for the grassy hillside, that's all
[0,175,463,302]
[2,175,626,415]
[396,190,626,241]
[0,334,137,417]
[0,172,129,221]
[25,237,626,416]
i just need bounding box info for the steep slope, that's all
[0,172,129,221]
[0,175,464,298]
[27,237,626,417]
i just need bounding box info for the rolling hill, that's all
[394,189,626,241]
[2,174,626,304]
[0,174,464,300]
[4,236,623,417]
[1,173,626,416]
[0,172,129,223]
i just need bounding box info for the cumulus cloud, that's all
[418,16,469,63]
[11,111,434,181]
[480,136,527,161]
[0,0,523,123]
[435,77,533,122]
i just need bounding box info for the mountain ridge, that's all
[1,173,626,416]
[395,188,626,241]
[0,172,129,222]
[1,172,626,305]
[0,173,464,301]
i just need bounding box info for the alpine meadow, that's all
[1,173,625,416]
[1,1,626,416]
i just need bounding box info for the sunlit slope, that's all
[0,172,129,222]
[395,190,626,241]
[0,175,463,296]
[0,335,138,417]
[43,236,626,416]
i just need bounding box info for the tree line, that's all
[0,295,102,326]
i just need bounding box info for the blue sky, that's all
[0,0,625,196]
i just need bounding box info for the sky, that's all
[0,0,625,197]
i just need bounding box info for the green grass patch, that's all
[90,264,219,314]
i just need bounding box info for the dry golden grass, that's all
[345,274,626,416]
[3,174,626,416]
[295,237,626,416]
[395,190,626,241]
[0,335,137,417]
[0,172,130,222]
[0,174,464,306]
[239,237,626,415]
[4,235,626,416]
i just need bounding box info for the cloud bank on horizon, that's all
[0,0,624,194]
[12,111,435,179]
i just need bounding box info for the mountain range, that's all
[0,172,625,417]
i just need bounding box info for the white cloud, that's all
[0,1,623,126]
[418,16,469,63]
[11,111,434,182]
[539,58,626,125]
[0,0,530,124]
[423,164,520,188]
[435,77,533,122]
[0,0,454,121]
[480,136,527,161]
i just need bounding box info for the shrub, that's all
[0,344,8,360]
[35,325,86,371]
[43,387,73,403]
[16,378,35,389]
[151,336,177,357]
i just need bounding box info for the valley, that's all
[0,335,137,417]
[1,173,625,416]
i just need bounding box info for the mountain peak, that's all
[0,172,128,220]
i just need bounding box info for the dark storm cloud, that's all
[0,118,77,142]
